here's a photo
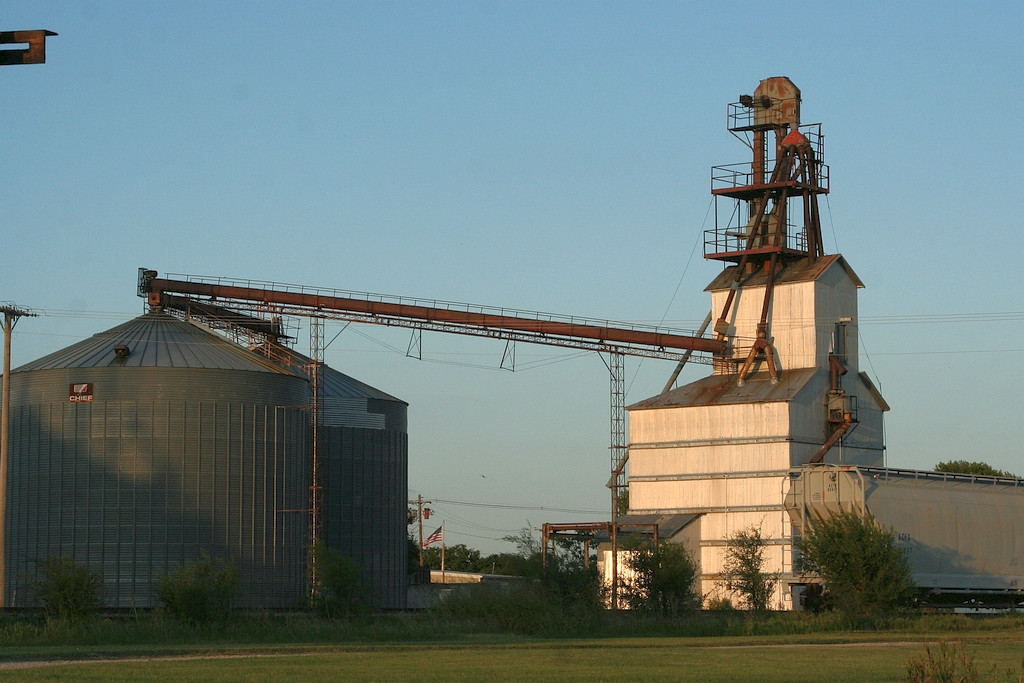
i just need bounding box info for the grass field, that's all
[2,619,1024,681]
[2,637,1024,682]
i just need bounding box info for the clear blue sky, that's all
[2,2,1021,555]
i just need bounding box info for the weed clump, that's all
[907,641,980,682]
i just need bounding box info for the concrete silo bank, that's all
[3,312,309,609]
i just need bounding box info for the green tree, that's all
[722,524,777,612]
[502,525,541,558]
[407,535,422,573]
[934,460,1018,478]
[33,556,101,622]
[491,525,545,577]
[421,543,483,572]
[620,538,700,616]
[155,553,240,623]
[478,552,535,576]
[795,510,914,619]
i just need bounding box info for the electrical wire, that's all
[431,497,604,514]
[627,195,717,396]
[857,328,882,391]
[824,194,841,253]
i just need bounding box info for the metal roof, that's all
[592,513,701,543]
[629,368,821,410]
[705,253,864,292]
[277,350,406,403]
[322,366,406,403]
[13,312,299,375]
[616,513,701,539]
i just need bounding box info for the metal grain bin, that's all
[3,312,309,609]
[292,355,408,610]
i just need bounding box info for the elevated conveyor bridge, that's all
[138,268,725,533]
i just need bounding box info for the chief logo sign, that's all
[69,383,94,403]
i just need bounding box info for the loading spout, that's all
[809,412,853,464]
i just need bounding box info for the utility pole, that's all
[0,23,57,611]
[0,304,37,608]
[409,495,433,567]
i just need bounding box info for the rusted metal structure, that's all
[0,30,56,66]
[706,76,830,386]
[540,520,660,570]
[140,273,723,359]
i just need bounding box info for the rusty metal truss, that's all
[140,271,723,364]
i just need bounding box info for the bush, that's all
[796,510,914,620]
[620,538,700,616]
[311,542,368,618]
[437,583,563,634]
[155,553,239,623]
[542,550,606,617]
[33,556,101,622]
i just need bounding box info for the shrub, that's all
[311,542,368,618]
[155,553,239,623]
[620,538,700,616]
[722,524,778,612]
[705,595,736,611]
[796,510,914,620]
[33,556,101,622]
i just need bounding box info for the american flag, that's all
[422,525,443,548]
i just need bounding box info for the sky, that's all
[1,2,1022,555]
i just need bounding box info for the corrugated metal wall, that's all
[629,444,793,478]
[631,476,787,512]
[320,423,408,610]
[5,367,310,609]
[630,402,790,445]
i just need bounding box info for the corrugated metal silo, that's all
[297,356,408,610]
[3,312,309,609]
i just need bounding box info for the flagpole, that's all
[441,522,446,584]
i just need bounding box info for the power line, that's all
[432,497,605,514]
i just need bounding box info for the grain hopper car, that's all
[785,464,1024,608]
